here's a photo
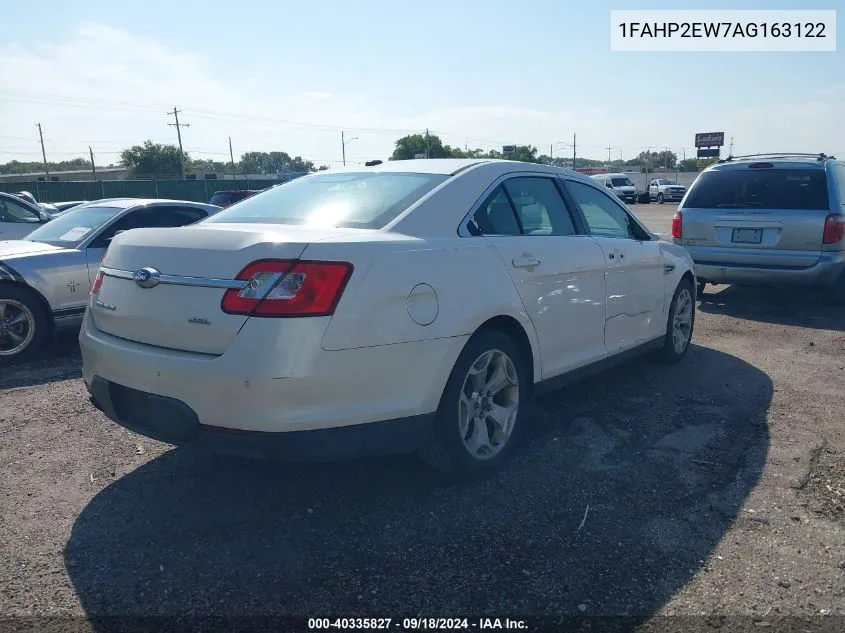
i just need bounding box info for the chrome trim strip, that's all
[99,266,248,290]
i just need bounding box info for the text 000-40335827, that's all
[610,9,836,52]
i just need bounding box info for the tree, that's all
[391,133,451,160]
[189,158,229,172]
[316,165,330,171]
[0,157,93,175]
[238,151,314,174]
[120,141,186,178]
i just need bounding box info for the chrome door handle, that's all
[512,257,541,268]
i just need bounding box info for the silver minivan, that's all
[673,153,845,303]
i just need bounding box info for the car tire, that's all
[824,269,845,306]
[0,285,48,361]
[657,193,665,204]
[419,329,528,476]
[654,278,695,364]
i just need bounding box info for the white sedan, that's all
[80,159,696,475]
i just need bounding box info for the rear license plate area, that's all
[731,228,762,244]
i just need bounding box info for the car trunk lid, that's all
[90,223,347,354]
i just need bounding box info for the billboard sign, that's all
[697,148,720,158]
[695,132,725,148]
[502,145,516,156]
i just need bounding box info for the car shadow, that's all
[0,332,80,389]
[697,285,844,331]
[65,345,771,626]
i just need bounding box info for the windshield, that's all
[25,205,124,247]
[205,172,449,229]
[611,177,634,187]
[684,168,829,210]
[657,179,677,185]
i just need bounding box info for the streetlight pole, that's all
[342,131,358,167]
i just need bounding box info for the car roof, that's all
[710,154,834,171]
[324,158,600,185]
[83,198,217,210]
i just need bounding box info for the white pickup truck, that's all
[648,178,687,204]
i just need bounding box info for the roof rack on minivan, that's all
[719,153,834,163]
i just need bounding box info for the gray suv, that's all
[672,153,845,303]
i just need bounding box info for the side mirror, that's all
[106,230,126,242]
[606,182,613,188]
[38,210,52,222]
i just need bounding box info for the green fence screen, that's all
[0,177,304,204]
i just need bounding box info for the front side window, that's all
[0,197,40,223]
[90,206,209,248]
[205,172,449,229]
[566,181,649,240]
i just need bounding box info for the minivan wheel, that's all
[655,278,695,364]
[657,192,665,204]
[419,329,527,476]
[824,269,845,306]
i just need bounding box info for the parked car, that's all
[0,191,54,240]
[0,198,220,360]
[673,153,845,302]
[648,179,687,204]
[80,159,696,475]
[52,201,89,214]
[208,189,263,208]
[591,173,638,204]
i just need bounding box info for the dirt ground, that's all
[1,204,843,631]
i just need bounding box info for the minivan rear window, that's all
[684,168,829,210]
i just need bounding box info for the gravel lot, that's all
[1,203,843,631]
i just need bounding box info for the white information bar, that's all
[611,10,836,52]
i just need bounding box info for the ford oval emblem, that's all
[133,267,161,289]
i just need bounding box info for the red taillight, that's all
[221,259,354,317]
[91,271,104,295]
[822,214,845,245]
[671,210,683,239]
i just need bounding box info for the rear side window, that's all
[836,164,845,207]
[503,177,577,236]
[209,192,234,206]
[684,168,829,210]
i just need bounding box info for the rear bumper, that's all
[689,249,845,287]
[79,311,466,437]
[88,376,434,460]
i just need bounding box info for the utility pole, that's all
[341,131,346,167]
[606,145,612,166]
[36,123,49,178]
[572,133,576,170]
[167,107,190,179]
[425,128,431,158]
[89,146,96,179]
[550,144,553,162]
[228,136,236,177]
[729,137,734,155]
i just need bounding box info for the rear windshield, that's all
[611,177,633,187]
[684,168,829,210]
[205,172,449,229]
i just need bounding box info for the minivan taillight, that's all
[822,214,845,244]
[91,271,104,295]
[671,210,683,239]
[221,259,354,317]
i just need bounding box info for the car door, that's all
[563,179,666,354]
[85,205,209,286]
[649,180,657,199]
[467,175,607,378]
[0,196,44,239]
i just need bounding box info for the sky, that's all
[0,0,842,168]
